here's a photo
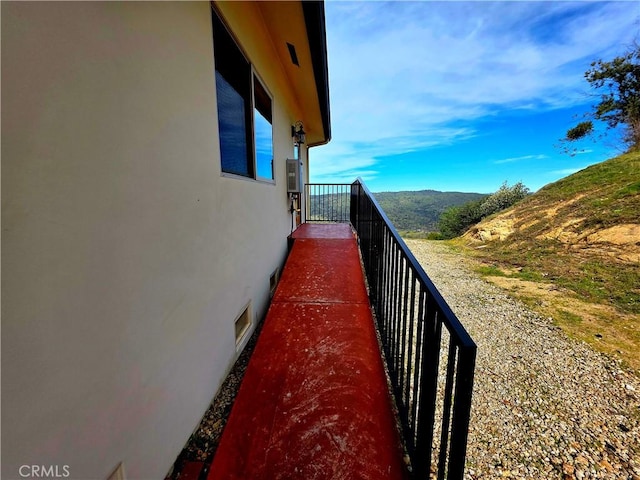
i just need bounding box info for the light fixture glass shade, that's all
[293,121,305,145]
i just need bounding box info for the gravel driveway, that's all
[404,239,640,480]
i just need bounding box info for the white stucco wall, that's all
[2,2,303,478]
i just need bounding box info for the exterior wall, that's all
[2,2,305,479]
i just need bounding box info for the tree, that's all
[478,181,530,218]
[564,45,640,151]
[438,200,484,239]
[437,181,531,239]
[566,121,594,141]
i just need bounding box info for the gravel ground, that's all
[404,239,640,480]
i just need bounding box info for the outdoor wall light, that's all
[292,121,306,146]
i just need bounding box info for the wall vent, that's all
[234,303,252,345]
[286,42,299,66]
[269,269,279,298]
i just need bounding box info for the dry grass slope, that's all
[459,151,640,374]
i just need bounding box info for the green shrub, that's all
[479,181,530,217]
[438,199,484,239]
[436,181,530,239]
[426,231,445,240]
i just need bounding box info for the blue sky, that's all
[309,1,639,193]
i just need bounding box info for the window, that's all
[212,9,273,182]
[254,76,274,180]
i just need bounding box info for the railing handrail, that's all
[305,180,477,479]
[305,182,352,186]
[350,178,476,480]
[304,183,351,223]
[354,177,475,348]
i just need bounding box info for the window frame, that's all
[252,70,275,183]
[212,7,275,185]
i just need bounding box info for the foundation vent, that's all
[269,269,279,298]
[235,303,252,345]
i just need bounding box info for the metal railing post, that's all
[447,346,477,478]
[305,183,351,223]
[348,177,476,480]
[307,179,477,479]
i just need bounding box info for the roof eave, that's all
[302,1,331,147]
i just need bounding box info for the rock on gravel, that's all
[405,239,640,480]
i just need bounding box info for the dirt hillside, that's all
[459,150,640,373]
[465,151,640,265]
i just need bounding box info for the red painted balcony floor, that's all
[208,223,407,480]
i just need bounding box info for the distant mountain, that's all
[372,190,486,232]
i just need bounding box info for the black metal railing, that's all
[303,181,477,479]
[304,183,351,222]
[350,178,476,479]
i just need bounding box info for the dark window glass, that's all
[216,72,250,176]
[212,11,253,177]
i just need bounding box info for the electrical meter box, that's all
[286,158,302,193]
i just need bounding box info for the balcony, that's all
[204,179,477,479]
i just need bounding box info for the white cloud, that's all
[312,1,639,182]
[493,154,548,164]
